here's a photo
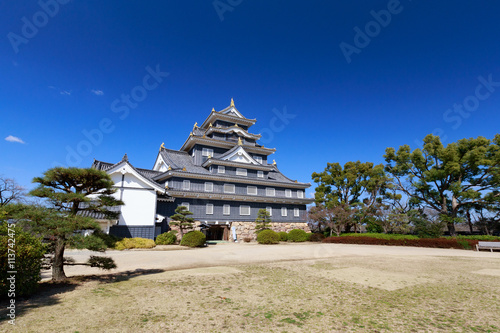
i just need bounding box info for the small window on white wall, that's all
[223,204,230,215]
[294,208,300,217]
[297,190,304,198]
[285,189,292,197]
[247,186,257,195]
[202,148,213,157]
[206,204,214,215]
[266,206,272,216]
[181,202,189,212]
[266,188,275,196]
[236,168,247,176]
[257,171,264,178]
[218,166,225,174]
[205,182,213,192]
[254,156,262,163]
[224,184,235,193]
[240,205,251,216]
[281,207,288,217]
[183,180,190,190]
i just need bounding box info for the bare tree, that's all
[0,176,25,206]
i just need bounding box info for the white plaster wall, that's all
[109,165,157,226]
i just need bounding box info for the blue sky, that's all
[1,1,499,199]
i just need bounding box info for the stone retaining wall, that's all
[231,221,311,241]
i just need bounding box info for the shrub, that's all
[113,237,156,250]
[278,231,288,242]
[341,233,419,240]
[453,235,500,241]
[309,233,325,242]
[180,231,206,248]
[155,231,177,245]
[0,222,47,297]
[257,230,280,244]
[287,229,309,242]
[323,236,477,250]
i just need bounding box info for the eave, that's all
[180,136,276,155]
[166,190,314,204]
[200,111,256,129]
[154,171,311,189]
[202,158,274,171]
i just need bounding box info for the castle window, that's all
[223,204,230,215]
[266,187,275,196]
[294,208,300,217]
[218,166,225,174]
[297,190,304,198]
[202,148,213,157]
[254,156,262,163]
[257,171,264,178]
[247,186,257,195]
[281,207,288,217]
[206,204,214,215]
[205,182,213,192]
[236,168,247,176]
[183,180,190,190]
[266,206,272,216]
[240,205,251,216]
[285,189,292,197]
[224,184,235,194]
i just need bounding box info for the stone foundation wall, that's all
[168,221,203,241]
[231,221,311,241]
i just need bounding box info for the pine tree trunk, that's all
[52,236,67,281]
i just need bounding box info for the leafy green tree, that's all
[169,205,194,238]
[255,208,271,234]
[384,134,500,236]
[20,167,123,281]
[312,161,390,232]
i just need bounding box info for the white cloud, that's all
[60,90,71,96]
[5,135,25,144]
[91,89,104,96]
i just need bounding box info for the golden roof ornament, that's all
[234,123,239,127]
[272,159,277,165]
[238,137,242,146]
[230,98,235,107]
[207,154,212,159]
[212,107,215,112]
[182,167,186,171]
[160,142,165,150]
[165,184,169,189]
[209,122,213,127]
[192,122,198,131]
[168,166,172,171]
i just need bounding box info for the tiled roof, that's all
[159,148,211,174]
[92,159,163,182]
[77,204,121,220]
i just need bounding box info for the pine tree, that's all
[169,205,194,238]
[24,167,123,281]
[255,208,271,234]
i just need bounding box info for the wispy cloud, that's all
[60,90,71,96]
[5,135,25,144]
[91,89,104,96]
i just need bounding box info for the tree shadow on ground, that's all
[0,268,165,323]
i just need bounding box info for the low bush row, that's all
[113,237,156,250]
[340,233,419,240]
[323,236,478,250]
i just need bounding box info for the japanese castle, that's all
[92,99,313,241]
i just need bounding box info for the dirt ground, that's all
[2,243,500,332]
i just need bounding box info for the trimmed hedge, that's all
[180,231,206,248]
[341,233,419,240]
[113,237,156,250]
[453,235,500,241]
[287,229,309,242]
[323,236,478,250]
[309,233,325,242]
[155,231,177,245]
[257,230,280,244]
[278,231,288,242]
